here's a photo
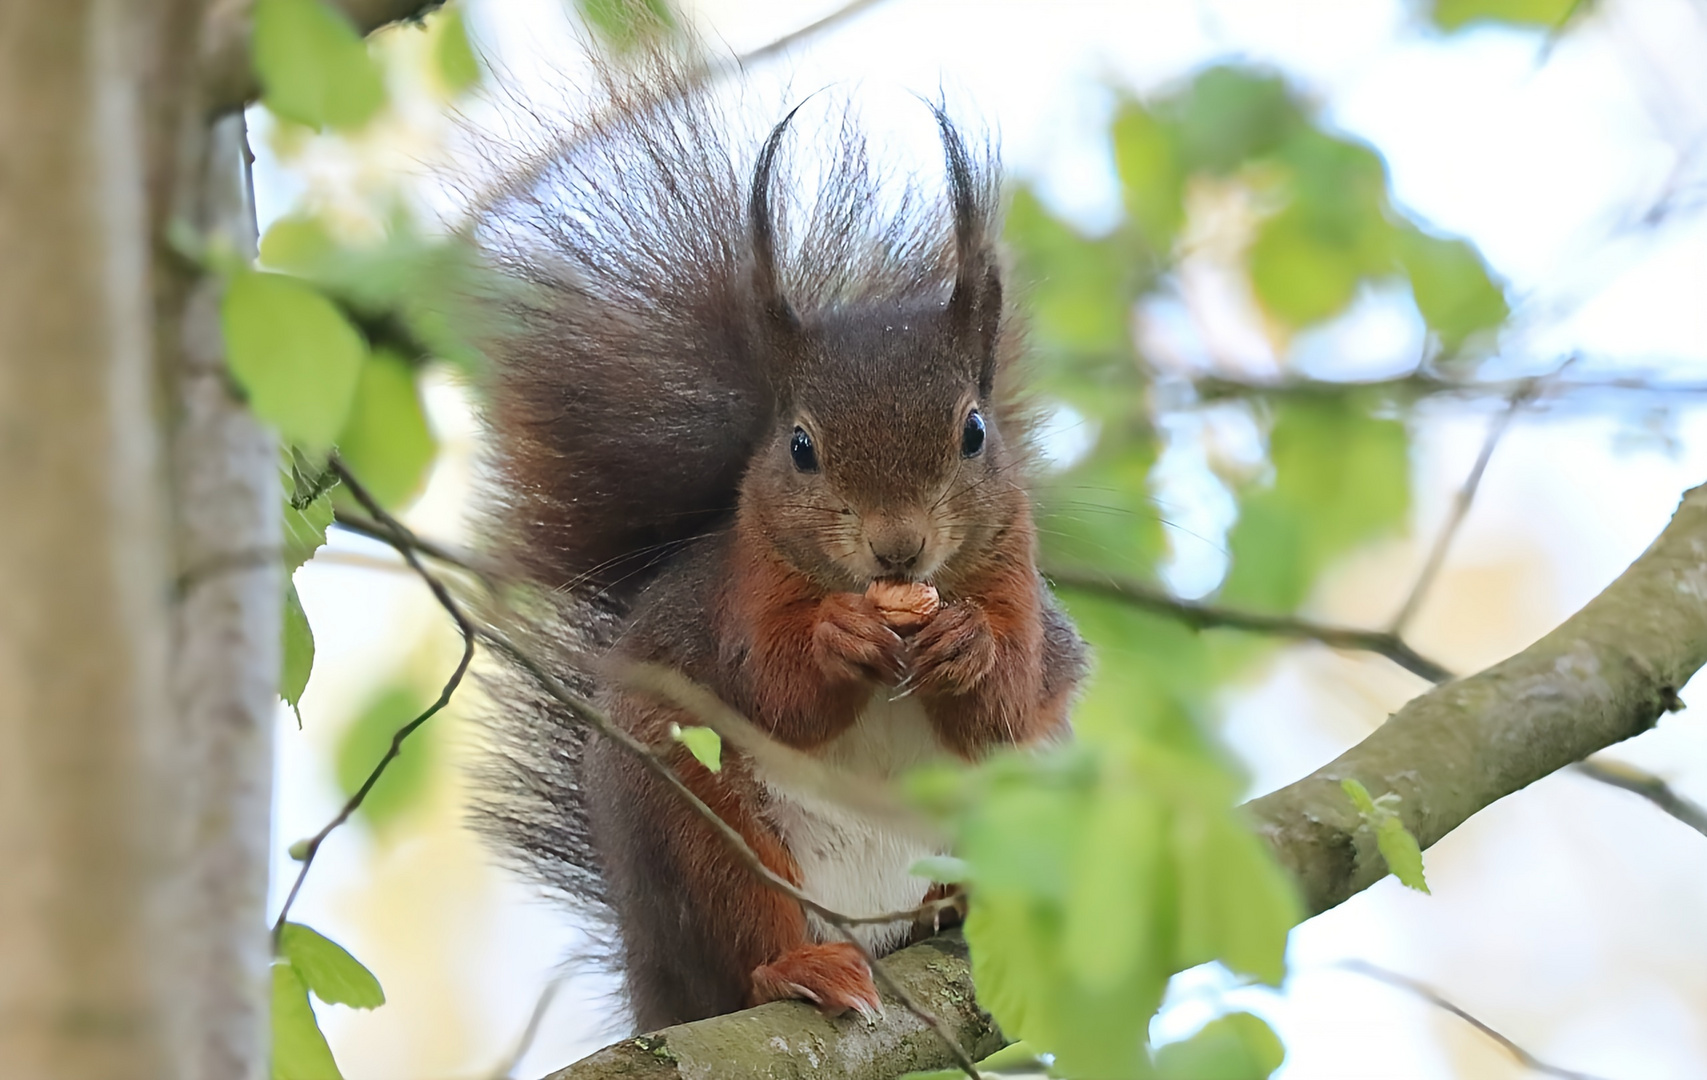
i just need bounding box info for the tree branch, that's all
[1338,961,1609,1080]
[539,933,1003,1080]
[1045,566,1455,684]
[1573,758,1707,838]
[1247,481,1707,915]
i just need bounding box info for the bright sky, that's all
[259,1,1707,1077]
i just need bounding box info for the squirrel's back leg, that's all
[584,708,880,1030]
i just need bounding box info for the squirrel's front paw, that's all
[813,593,908,685]
[909,602,997,696]
[751,942,883,1021]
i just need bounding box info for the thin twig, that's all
[1390,382,1536,633]
[489,975,565,1080]
[728,0,893,69]
[1046,566,1455,685]
[1574,758,1707,838]
[1339,961,1611,1080]
[345,499,979,1076]
[269,460,477,947]
[333,510,488,578]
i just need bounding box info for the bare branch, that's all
[1045,566,1455,684]
[1249,481,1707,915]
[1574,757,1707,839]
[270,457,475,944]
[1389,382,1535,633]
[541,933,1003,1080]
[489,975,564,1080]
[728,0,893,69]
[1339,961,1610,1080]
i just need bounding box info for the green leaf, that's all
[1111,100,1184,253]
[909,855,971,885]
[253,0,387,131]
[288,837,312,861]
[669,723,722,773]
[335,685,435,828]
[332,350,438,511]
[1377,816,1431,894]
[1221,395,1410,613]
[272,961,344,1080]
[899,1041,1050,1079]
[1155,1012,1284,1079]
[1247,206,1362,328]
[433,7,481,92]
[222,271,366,452]
[282,582,315,711]
[1429,0,1587,32]
[283,490,334,574]
[1172,67,1302,175]
[1394,227,1508,352]
[279,922,385,1009]
[1341,779,1430,894]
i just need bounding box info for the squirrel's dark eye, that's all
[790,426,819,473]
[961,410,986,458]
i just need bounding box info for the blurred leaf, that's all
[271,962,343,1080]
[1341,779,1430,894]
[1394,227,1508,352]
[1172,67,1301,175]
[899,1042,1050,1079]
[1006,186,1141,361]
[909,854,971,884]
[577,0,678,52]
[433,7,481,93]
[1248,206,1363,328]
[222,270,366,452]
[288,837,312,861]
[332,350,437,511]
[282,582,314,711]
[253,0,386,131]
[1221,395,1410,612]
[670,723,722,773]
[1429,0,1587,31]
[258,212,493,375]
[335,685,434,828]
[959,740,1295,1079]
[1154,1012,1284,1079]
[279,922,385,1008]
[1112,100,1184,254]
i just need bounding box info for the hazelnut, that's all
[865,579,940,635]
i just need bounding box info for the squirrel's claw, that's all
[750,942,883,1021]
[812,593,910,686]
[908,601,998,696]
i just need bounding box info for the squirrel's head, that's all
[736,104,1027,592]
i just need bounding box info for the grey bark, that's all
[543,934,1003,1080]
[0,3,180,1077]
[167,113,277,1080]
[536,481,1707,1079]
[1,3,276,1079]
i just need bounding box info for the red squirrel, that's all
[472,67,1086,1032]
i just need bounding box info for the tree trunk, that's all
[0,3,275,1079]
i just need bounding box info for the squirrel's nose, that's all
[868,529,927,574]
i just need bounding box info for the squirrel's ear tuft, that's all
[932,104,1002,397]
[749,106,804,335]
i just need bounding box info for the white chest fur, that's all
[757,693,949,954]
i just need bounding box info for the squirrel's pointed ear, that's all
[933,105,1001,398]
[749,107,804,335]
